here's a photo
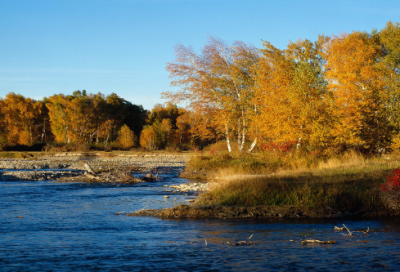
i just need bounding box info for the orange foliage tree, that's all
[324,31,392,151]
[140,126,157,150]
[117,124,135,150]
[0,93,44,145]
[164,37,260,152]
[254,37,335,150]
[46,91,146,146]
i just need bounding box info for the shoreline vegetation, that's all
[131,150,400,219]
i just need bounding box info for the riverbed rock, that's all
[165,182,211,192]
[0,170,83,181]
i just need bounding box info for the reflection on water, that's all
[1,167,400,271]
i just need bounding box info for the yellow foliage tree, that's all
[254,37,334,150]
[0,93,43,145]
[117,124,135,150]
[324,32,391,150]
[140,126,157,150]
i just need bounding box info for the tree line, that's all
[0,91,216,151]
[163,19,400,154]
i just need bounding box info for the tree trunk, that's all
[247,137,257,154]
[225,123,232,152]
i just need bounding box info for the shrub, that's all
[381,168,400,210]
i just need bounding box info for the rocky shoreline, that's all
[0,169,85,181]
[0,153,190,183]
[163,182,211,193]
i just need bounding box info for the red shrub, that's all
[381,168,400,192]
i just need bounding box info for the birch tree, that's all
[163,37,260,152]
[255,37,334,150]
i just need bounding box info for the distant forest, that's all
[0,91,211,152]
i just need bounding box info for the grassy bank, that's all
[190,151,400,215]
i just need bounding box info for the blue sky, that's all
[0,0,399,110]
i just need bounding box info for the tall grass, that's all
[193,150,400,211]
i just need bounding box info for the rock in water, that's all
[145,173,153,179]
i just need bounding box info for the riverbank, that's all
[132,151,400,219]
[0,152,190,182]
[128,204,392,219]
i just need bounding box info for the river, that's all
[1,167,400,271]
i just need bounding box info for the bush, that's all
[381,168,400,210]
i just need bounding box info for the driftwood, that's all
[83,163,96,175]
[334,226,346,231]
[226,234,255,246]
[301,239,337,245]
[334,224,369,236]
[57,164,145,184]
[342,224,353,237]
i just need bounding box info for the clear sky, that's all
[0,0,399,110]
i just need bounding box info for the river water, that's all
[1,167,400,271]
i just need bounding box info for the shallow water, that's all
[1,167,400,271]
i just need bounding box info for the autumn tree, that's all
[147,103,180,129]
[0,99,6,147]
[324,31,392,151]
[46,91,146,145]
[254,37,334,150]
[164,37,260,153]
[117,124,135,149]
[376,21,400,148]
[140,126,157,150]
[0,93,44,145]
[176,110,195,144]
[46,91,93,143]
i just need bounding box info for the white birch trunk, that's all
[241,114,246,151]
[247,137,257,154]
[225,123,232,152]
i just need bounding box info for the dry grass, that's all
[194,151,400,212]
[317,150,366,169]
